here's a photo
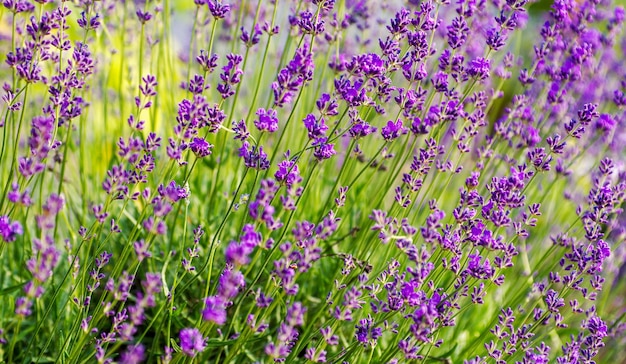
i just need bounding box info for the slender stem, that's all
[7,317,23,363]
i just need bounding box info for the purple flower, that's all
[36,194,65,230]
[304,347,327,363]
[0,215,23,242]
[240,24,262,47]
[595,113,616,133]
[202,296,227,325]
[249,179,282,230]
[119,344,145,364]
[564,103,599,138]
[189,137,213,158]
[158,181,188,203]
[312,138,336,161]
[486,28,507,51]
[225,239,254,266]
[296,10,325,35]
[316,94,339,116]
[179,328,206,357]
[272,45,314,108]
[286,302,307,327]
[136,10,152,23]
[335,77,367,107]
[349,120,377,139]
[346,53,385,78]
[208,0,231,19]
[447,16,469,49]
[431,71,449,93]
[256,289,273,308]
[466,252,495,279]
[585,316,607,338]
[232,119,250,141]
[355,315,383,346]
[254,108,279,133]
[381,120,406,141]
[545,289,565,313]
[239,141,270,170]
[3,0,35,13]
[468,57,491,81]
[275,152,301,187]
[186,74,206,95]
[303,114,328,140]
[133,240,151,262]
[217,54,243,99]
[76,11,100,30]
[196,50,219,73]
[217,268,245,299]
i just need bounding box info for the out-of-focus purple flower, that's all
[119,344,145,364]
[136,10,152,23]
[240,24,262,47]
[249,179,282,230]
[3,0,35,13]
[143,216,167,235]
[179,328,206,357]
[217,268,245,299]
[36,194,65,230]
[202,296,227,325]
[225,238,255,266]
[0,215,23,242]
[595,113,616,133]
[133,240,151,262]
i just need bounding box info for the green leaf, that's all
[0,281,28,296]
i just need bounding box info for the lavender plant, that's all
[1,0,625,363]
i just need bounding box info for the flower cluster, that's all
[0,0,625,363]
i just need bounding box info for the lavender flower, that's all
[189,137,213,158]
[254,108,279,133]
[0,215,23,242]
[208,0,231,18]
[179,328,206,357]
[202,296,227,325]
[217,54,243,99]
[239,141,270,170]
[272,45,314,108]
[2,0,626,363]
[381,120,407,141]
